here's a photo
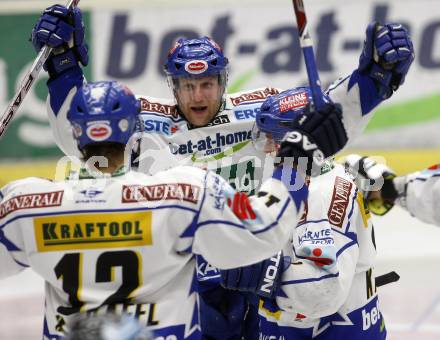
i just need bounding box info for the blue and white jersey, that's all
[394,164,440,226]
[0,166,301,339]
[135,88,279,194]
[258,164,386,339]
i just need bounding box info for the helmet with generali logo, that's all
[67,81,141,150]
[255,87,331,142]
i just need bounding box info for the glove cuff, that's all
[256,251,284,299]
[46,49,80,78]
[381,172,399,202]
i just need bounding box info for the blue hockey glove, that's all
[199,287,248,339]
[220,251,290,299]
[359,22,414,99]
[344,154,398,215]
[276,102,347,176]
[31,4,88,77]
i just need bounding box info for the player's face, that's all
[263,133,278,154]
[175,76,223,127]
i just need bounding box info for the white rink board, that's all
[0,206,439,339]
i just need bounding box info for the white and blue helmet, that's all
[67,81,140,151]
[256,87,330,142]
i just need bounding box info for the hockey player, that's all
[0,80,348,339]
[344,154,440,227]
[220,89,387,339]
[30,4,413,339]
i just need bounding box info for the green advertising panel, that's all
[0,11,91,159]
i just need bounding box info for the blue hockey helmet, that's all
[164,36,229,79]
[67,81,140,151]
[256,87,330,142]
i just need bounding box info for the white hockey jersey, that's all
[258,164,386,339]
[394,164,440,227]
[0,166,300,339]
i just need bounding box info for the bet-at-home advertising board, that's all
[0,0,439,183]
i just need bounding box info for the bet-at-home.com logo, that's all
[169,130,253,159]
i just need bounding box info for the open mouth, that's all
[191,106,208,115]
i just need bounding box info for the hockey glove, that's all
[199,287,248,339]
[276,102,347,176]
[358,22,414,99]
[31,4,88,78]
[220,251,290,299]
[344,154,398,215]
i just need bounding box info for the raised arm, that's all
[31,4,89,157]
[327,22,414,143]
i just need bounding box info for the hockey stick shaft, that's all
[292,0,325,109]
[0,0,80,139]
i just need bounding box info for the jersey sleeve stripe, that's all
[253,198,292,235]
[196,197,291,235]
[196,220,247,229]
[296,218,330,228]
[408,173,440,183]
[336,239,358,257]
[0,231,21,251]
[12,257,29,268]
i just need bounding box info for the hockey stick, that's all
[0,0,80,139]
[291,0,325,109]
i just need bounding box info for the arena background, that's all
[0,0,440,339]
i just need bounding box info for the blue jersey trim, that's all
[408,173,440,183]
[296,218,329,228]
[256,198,291,235]
[13,257,29,268]
[197,197,291,235]
[272,166,308,211]
[336,239,358,257]
[197,219,246,229]
[43,316,62,340]
[0,229,21,251]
